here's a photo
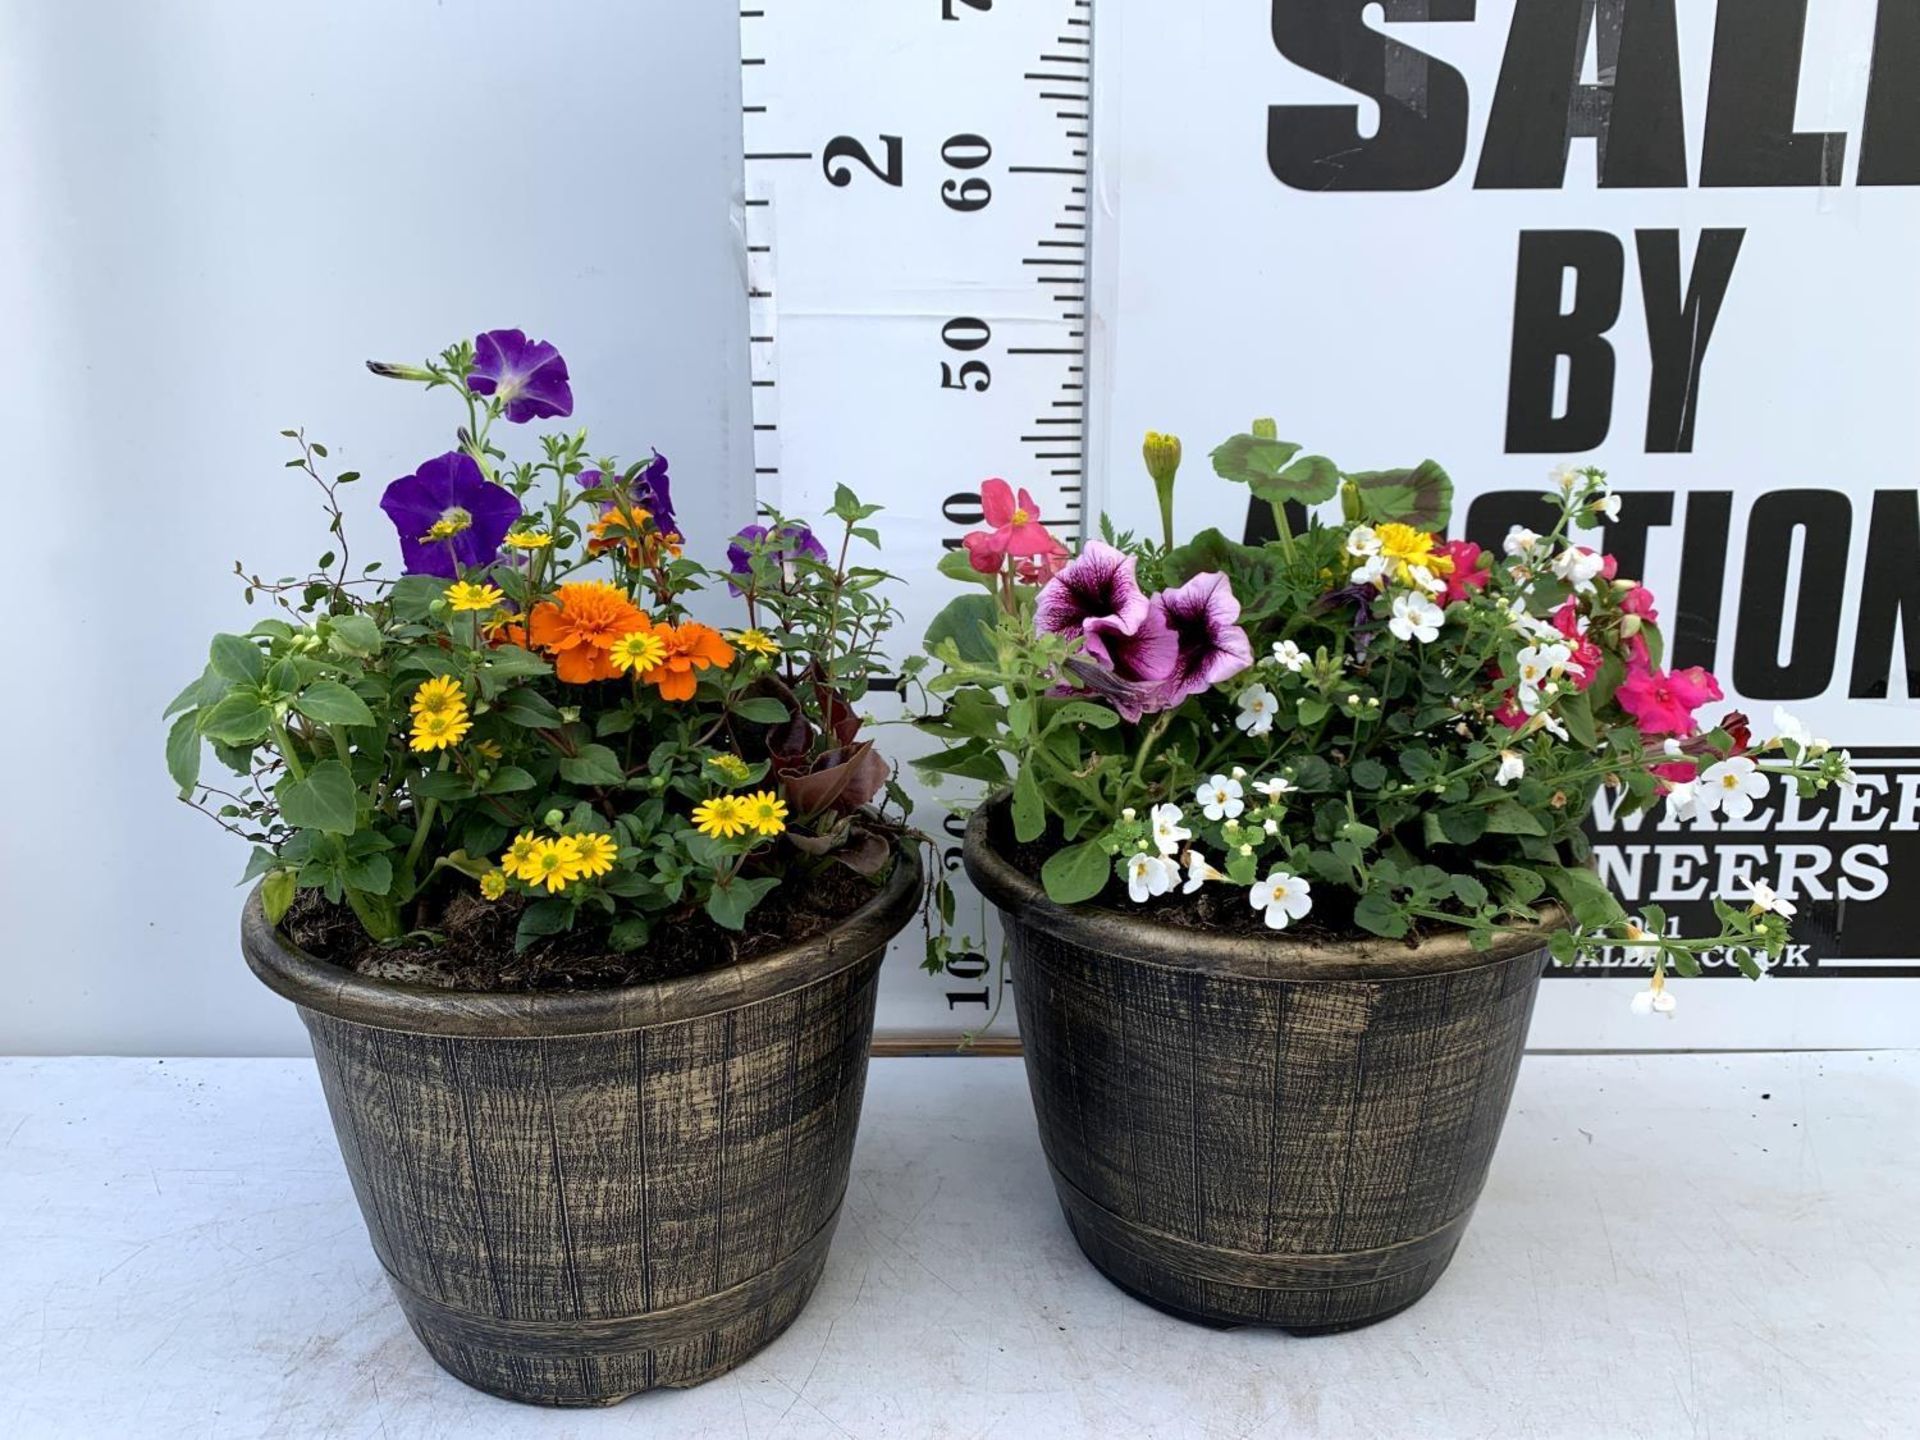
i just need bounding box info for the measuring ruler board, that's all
[740,0,1097,1030]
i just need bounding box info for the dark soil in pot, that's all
[244,844,922,1407]
[964,798,1562,1333]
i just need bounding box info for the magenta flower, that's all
[1150,572,1254,707]
[379,451,521,578]
[961,478,1068,575]
[1036,542,1151,652]
[466,329,573,424]
[1617,663,1723,740]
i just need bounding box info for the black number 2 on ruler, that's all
[942,0,991,18]
[822,135,903,187]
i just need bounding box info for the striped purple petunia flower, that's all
[466,329,573,424]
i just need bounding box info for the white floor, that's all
[1,1053,1915,1440]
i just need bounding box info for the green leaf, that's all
[924,594,1001,665]
[938,547,998,591]
[1209,433,1302,488]
[705,875,780,931]
[1451,874,1489,909]
[326,614,383,658]
[1479,864,1548,906]
[483,765,538,795]
[559,744,626,786]
[388,574,448,622]
[294,681,376,727]
[1297,695,1330,727]
[1042,700,1121,732]
[495,688,566,729]
[276,759,358,835]
[1349,460,1454,532]
[164,668,217,718]
[912,742,1010,785]
[261,868,297,926]
[199,693,273,745]
[1353,890,1411,939]
[1350,758,1389,791]
[1011,766,1046,843]
[1162,527,1278,587]
[165,710,202,793]
[343,852,393,896]
[1542,865,1626,930]
[1483,799,1547,836]
[1436,805,1489,845]
[209,633,266,684]
[733,697,791,725]
[514,897,575,952]
[1040,841,1109,904]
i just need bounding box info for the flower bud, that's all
[1619,614,1644,638]
[543,808,565,829]
[1251,418,1278,441]
[1340,479,1364,524]
[365,359,436,383]
[1142,431,1182,486]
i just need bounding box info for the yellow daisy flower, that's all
[473,738,503,761]
[527,838,584,893]
[502,530,554,550]
[691,795,748,839]
[409,708,472,752]
[501,831,542,880]
[739,790,788,837]
[734,628,779,658]
[411,675,466,716]
[565,832,619,879]
[479,869,508,901]
[447,581,505,612]
[606,628,670,675]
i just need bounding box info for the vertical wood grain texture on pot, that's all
[242,849,920,1406]
[964,807,1554,1333]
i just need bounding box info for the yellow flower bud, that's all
[1142,431,1182,486]
[1251,418,1278,440]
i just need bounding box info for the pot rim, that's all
[963,799,1567,982]
[242,840,923,1039]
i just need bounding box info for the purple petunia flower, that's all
[1035,542,1151,654]
[379,451,521,578]
[466,329,573,424]
[728,522,828,593]
[633,450,677,539]
[1151,572,1254,707]
[1069,600,1178,722]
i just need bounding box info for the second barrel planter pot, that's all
[244,846,922,1406]
[966,804,1560,1333]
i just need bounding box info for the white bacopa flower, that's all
[1748,880,1797,919]
[1591,490,1622,523]
[1699,756,1769,822]
[1536,711,1571,743]
[1549,463,1580,496]
[1125,852,1179,904]
[1271,640,1308,673]
[1346,524,1382,558]
[1349,553,1390,588]
[1253,776,1295,801]
[1235,684,1278,737]
[1664,779,1700,820]
[1504,525,1542,558]
[1408,565,1447,596]
[1262,817,1279,835]
[1495,749,1525,787]
[1550,546,1606,593]
[1388,592,1445,644]
[1182,851,1225,894]
[1149,803,1191,857]
[1834,749,1859,788]
[1629,983,1678,1018]
[1249,870,1314,930]
[1770,706,1829,757]
[1196,774,1245,822]
[1514,642,1572,713]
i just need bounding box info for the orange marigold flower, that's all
[527,581,651,683]
[641,622,736,701]
[588,506,683,566]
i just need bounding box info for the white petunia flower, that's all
[1182,851,1226,895]
[1271,640,1308,673]
[1504,525,1543,558]
[1664,780,1700,821]
[1346,525,1382,557]
[1196,775,1245,822]
[1550,546,1606,593]
[1236,684,1277,737]
[1249,870,1314,930]
[1747,881,1797,919]
[1495,749,1525,787]
[1125,852,1179,904]
[1148,803,1191,858]
[1699,756,1769,822]
[1515,642,1572,713]
[1389,592,1445,644]
[1253,776,1295,801]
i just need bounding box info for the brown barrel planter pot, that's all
[242,846,921,1407]
[965,803,1561,1334]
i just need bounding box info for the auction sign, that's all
[1089,1,1918,1047]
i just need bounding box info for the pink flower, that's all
[1650,759,1697,786]
[1616,664,1724,740]
[1551,600,1603,690]
[1493,696,1528,730]
[961,478,1067,575]
[1620,585,1659,622]
[1438,539,1488,606]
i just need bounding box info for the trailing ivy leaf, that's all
[294,681,376,727]
[1041,840,1109,904]
[260,868,297,925]
[1349,460,1453,532]
[276,759,358,835]
[559,744,626,786]
[924,594,1000,665]
[1011,766,1046,843]
[733,697,791,725]
[165,710,203,793]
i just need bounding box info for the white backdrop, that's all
[0,0,753,1056]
